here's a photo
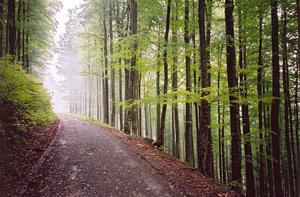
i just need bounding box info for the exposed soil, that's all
[0,120,59,196]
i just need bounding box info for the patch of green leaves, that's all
[0,57,56,128]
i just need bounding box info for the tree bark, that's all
[17,0,22,62]
[172,0,180,159]
[7,0,16,58]
[109,1,115,127]
[124,0,138,135]
[205,0,213,179]
[156,28,161,137]
[257,3,266,196]
[184,0,193,166]
[296,0,300,192]
[22,0,26,71]
[270,0,283,195]
[88,54,92,118]
[237,5,255,196]
[191,1,200,154]
[217,44,223,182]
[198,0,212,176]
[103,7,110,124]
[0,0,4,57]
[224,0,241,191]
[157,0,171,147]
[281,8,295,196]
[295,0,300,168]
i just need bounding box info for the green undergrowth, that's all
[70,114,113,129]
[0,58,56,131]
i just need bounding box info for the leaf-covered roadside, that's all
[0,120,59,196]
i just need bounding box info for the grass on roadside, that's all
[68,114,113,129]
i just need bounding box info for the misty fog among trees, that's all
[54,0,300,196]
[0,0,299,196]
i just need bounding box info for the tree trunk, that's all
[156,28,161,137]
[0,0,3,57]
[25,32,29,72]
[103,7,110,124]
[172,0,180,159]
[265,102,274,196]
[7,0,16,58]
[198,0,213,177]
[97,74,100,121]
[205,0,213,179]
[281,8,295,196]
[109,1,115,127]
[191,1,200,154]
[157,0,171,147]
[217,44,223,182]
[270,0,283,195]
[88,55,92,118]
[237,5,255,196]
[124,0,138,135]
[17,0,22,62]
[184,0,193,166]
[224,0,241,191]
[295,4,300,194]
[22,0,26,70]
[221,99,226,183]
[257,4,266,196]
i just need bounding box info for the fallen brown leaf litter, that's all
[99,127,240,197]
[0,120,59,196]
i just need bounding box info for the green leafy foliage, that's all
[0,57,55,129]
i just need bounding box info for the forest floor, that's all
[1,114,238,197]
[0,120,59,196]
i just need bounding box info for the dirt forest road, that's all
[21,115,179,197]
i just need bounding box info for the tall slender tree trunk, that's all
[0,0,3,57]
[97,74,100,121]
[109,1,115,127]
[88,55,92,118]
[281,8,295,196]
[157,0,171,147]
[22,0,26,70]
[191,1,200,150]
[115,0,124,130]
[257,4,266,196]
[119,64,123,129]
[217,45,223,182]
[237,5,255,196]
[171,0,180,159]
[184,0,193,166]
[25,32,29,72]
[17,0,22,62]
[265,103,274,197]
[7,0,16,58]
[198,0,213,177]
[205,0,213,178]
[138,75,142,136]
[103,7,110,124]
[124,0,138,135]
[144,79,149,137]
[296,1,300,194]
[124,8,130,132]
[221,98,226,183]
[156,28,161,137]
[224,0,241,191]
[270,0,283,195]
